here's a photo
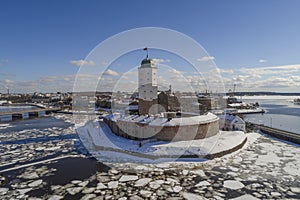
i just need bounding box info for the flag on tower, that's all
[143,47,148,58]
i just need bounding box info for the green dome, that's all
[141,57,153,65]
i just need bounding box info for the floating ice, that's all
[223,180,245,190]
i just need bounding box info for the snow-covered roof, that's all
[219,114,245,124]
[107,112,219,127]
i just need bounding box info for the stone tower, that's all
[138,55,158,115]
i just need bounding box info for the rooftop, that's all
[104,112,219,126]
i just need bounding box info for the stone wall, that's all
[103,115,219,142]
[138,99,158,115]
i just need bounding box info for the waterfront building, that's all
[219,114,245,132]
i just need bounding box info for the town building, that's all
[219,114,245,132]
[157,86,180,113]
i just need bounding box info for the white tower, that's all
[138,55,158,115]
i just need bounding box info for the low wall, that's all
[104,114,219,141]
[260,126,300,145]
[246,122,300,145]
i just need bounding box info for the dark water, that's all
[2,157,110,198]
[43,157,110,185]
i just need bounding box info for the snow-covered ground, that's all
[76,120,246,163]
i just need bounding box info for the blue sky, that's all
[1,0,300,93]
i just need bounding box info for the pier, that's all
[0,107,61,122]
[247,122,300,145]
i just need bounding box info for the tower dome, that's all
[141,57,153,66]
[141,47,154,67]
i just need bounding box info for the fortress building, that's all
[103,51,220,142]
[138,55,158,115]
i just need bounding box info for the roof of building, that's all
[104,112,219,126]
[219,114,245,124]
[140,57,155,68]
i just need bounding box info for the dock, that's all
[224,108,265,115]
[247,122,300,145]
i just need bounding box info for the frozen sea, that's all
[0,101,299,199]
[242,95,300,134]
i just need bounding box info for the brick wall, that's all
[104,115,219,141]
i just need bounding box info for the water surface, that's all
[243,96,300,134]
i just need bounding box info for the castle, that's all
[138,55,180,115]
[103,53,220,141]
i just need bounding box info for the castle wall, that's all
[104,114,219,141]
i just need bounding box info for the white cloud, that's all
[238,64,300,76]
[5,73,100,93]
[3,79,14,84]
[103,69,120,76]
[259,59,267,63]
[215,68,234,74]
[197,56,215,62]
[168,69,183,75]
[219,63,300,92]
[289,75,300,82]
[259,64,300,71]
[7,61,300,93]
[123,69,138,76]
[70,59,95,66]
[152,58,171,64]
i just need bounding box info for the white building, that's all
[219,114,245,132]
[138,56,157,100]
[138,56,158,115]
